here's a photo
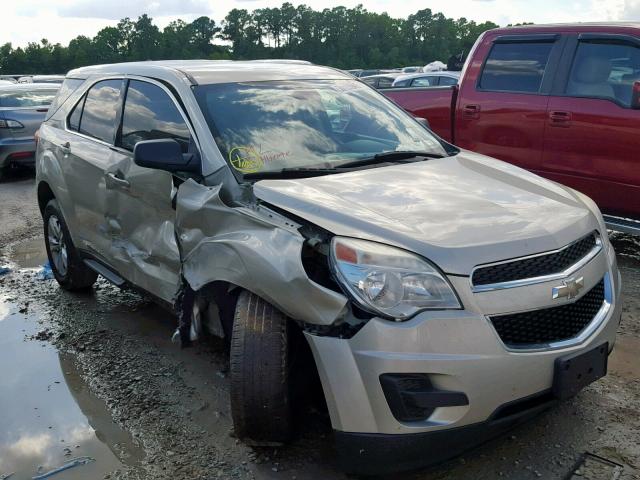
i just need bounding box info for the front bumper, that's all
[334,390,556,475]
[0,139,36,168]
[305,246,621,474]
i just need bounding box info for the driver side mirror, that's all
[134,139,200,174]
[415,117,431,129]
[632,81,640,109]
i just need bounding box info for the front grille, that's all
[472,232,598,287]
[489,278,605,348]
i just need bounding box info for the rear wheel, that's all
[230,290,293,445]
[43,199,98,290]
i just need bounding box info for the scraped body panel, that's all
[175,180,347,325]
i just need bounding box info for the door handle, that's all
[60,142,71,154]
[463,104,480,119]
[549,111,572,127]
[105,172,130,189]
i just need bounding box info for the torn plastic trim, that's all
[175,179,348,327]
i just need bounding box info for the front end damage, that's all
[173,179,351,345]
[170,175,620,476]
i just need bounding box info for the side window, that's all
[411,76,437,87]
[118,80,191,152]
[362,77,377,87]
[79,79,122,143]
[67,95,85,132]
[377,77,394,89]
[479,42,554,93]
[47,78,84,119]
[439,76,458,86]
[566,41,640,107]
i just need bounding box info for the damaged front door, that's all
[102,78,193,302]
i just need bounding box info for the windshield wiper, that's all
[243,167,342,180]
[242,151,446,180]
[334,150,445,169]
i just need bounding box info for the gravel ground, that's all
[1,169,639,480]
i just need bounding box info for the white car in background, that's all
[392,71,461,88]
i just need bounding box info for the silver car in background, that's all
[35,61,621,475]
[392,70,461,87]
[0,83,59,179]
[17,75,65,84]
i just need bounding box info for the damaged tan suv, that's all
[36,60,622,475]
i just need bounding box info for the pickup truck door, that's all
[103,78,191,303]
[455,34,564,171]
[542,33,640,220]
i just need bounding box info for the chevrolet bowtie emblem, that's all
[552,277,585,300]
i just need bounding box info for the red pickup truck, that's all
[384,23,640,234]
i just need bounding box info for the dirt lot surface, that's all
[1,169,639,480]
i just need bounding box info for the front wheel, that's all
[230,290,293,445]
[43,199,98,290]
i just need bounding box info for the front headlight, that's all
[329,237,461,320]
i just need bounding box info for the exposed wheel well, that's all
[37,181,55,214]
[197,282,324,410]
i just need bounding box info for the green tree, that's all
[0,7,505,74]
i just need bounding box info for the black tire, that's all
[43,199,98,291]
[230,290,293,445]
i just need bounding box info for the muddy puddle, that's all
[0,294,144,479]
[6,238,48,270]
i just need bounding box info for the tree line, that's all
[0,4,500,75]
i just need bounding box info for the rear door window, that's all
[479,42,554,93]
[118,80,191,152]
[78,79,122,144]
[566,41,640,107]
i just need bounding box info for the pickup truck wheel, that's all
[43,199,98,291]
[230,290,293,445]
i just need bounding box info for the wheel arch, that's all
[37,180,56,214]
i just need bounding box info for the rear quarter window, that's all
[46,78,84,119]
[479,42,554,93]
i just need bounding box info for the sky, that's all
[1,0,638,48]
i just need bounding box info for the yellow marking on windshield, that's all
[229,146,264,174]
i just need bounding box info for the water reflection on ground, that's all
[0,295,143,479]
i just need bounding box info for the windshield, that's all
[194,79,447,177]
[0,88,58,108]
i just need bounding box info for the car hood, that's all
[252,151,600,275]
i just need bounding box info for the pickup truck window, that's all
[479,42,554,93]
[194,79,447,176]
[567,41,640,107]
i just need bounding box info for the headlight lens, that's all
[330,237,461,320]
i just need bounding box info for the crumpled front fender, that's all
[176,179,347,326]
